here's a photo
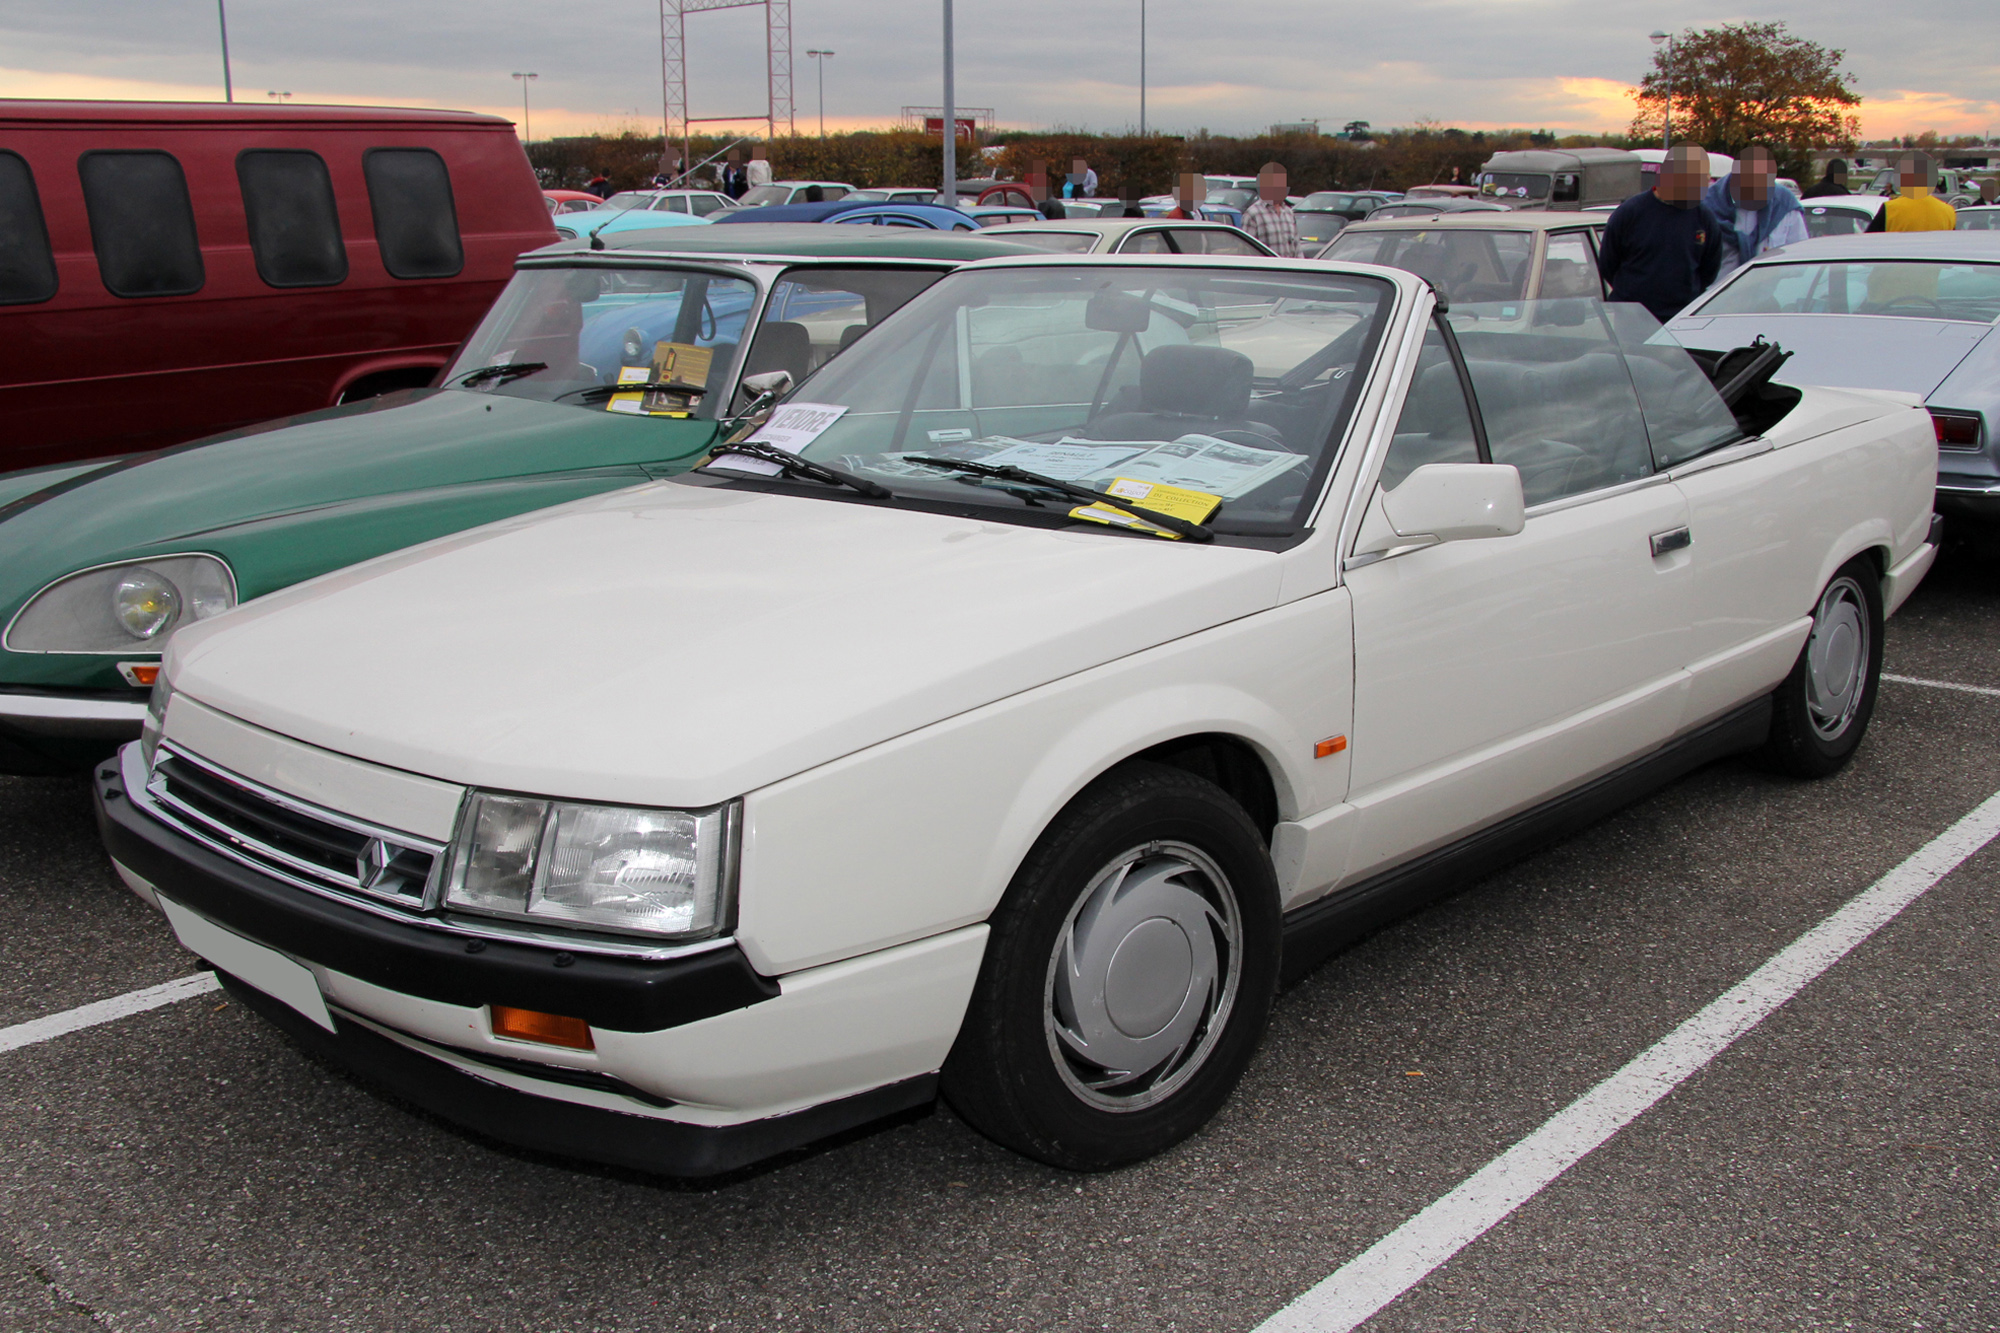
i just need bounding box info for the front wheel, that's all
[942,762,1280,1171]
[1760,556,1883,778]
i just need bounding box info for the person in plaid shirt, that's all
[1241,162,1303,258]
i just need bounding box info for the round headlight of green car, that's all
[4,555,237,654]
[111,569,181,640]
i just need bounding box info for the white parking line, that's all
[1255,787,2000,1333]
[1883,673,2000,698]
[0,972,221,1056]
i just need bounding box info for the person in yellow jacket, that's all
[1866,151,1957,232]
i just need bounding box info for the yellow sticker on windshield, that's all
[1069,477,1222,540]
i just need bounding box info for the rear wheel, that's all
[1761,556,1883,778]
[942,763,1279,1170]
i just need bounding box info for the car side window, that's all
[822,186,849,200]
[664,196,689,213]
[1196,230,1265,256]
[1538,231,1602,300]
[1445,305,1653,506]
[236,149,348,288]
[690,195,726,216]
[363,147,464,280]
[78,150,205,298]
[1379,322,1482,491]
[1119,230,1174,254]
[0,151,58,305]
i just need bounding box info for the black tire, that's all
[1760,555,1884,778]
[941,761,1280,1170]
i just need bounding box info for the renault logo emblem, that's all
[356,839,397,890]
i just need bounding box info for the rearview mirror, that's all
[1373,463,1524,548]
[1085,291,1153,333]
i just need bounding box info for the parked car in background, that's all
[712,200,982,231]
[553,209,710,243]
[0,100,556,472]
[1317,212,1608,305]
[1299,191,1402,221]
[1801,195,1885,238]
[965,205,1046,227]
[100,255,1934,1180]
[1957,205,2000,231]
[0,227,1040,774]
[1368,198,1511,221]
[1040,198,1131,219]
[1473,148,1642,211]
[735,180,854,206]
[845,188,942,205]
[974,218,1274,255]
[543,190,604,215]
[598,188,737,219]
[1860,166,1993,205]
[1665,232,2000,523]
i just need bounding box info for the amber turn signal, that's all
[490,1005,594,1050]
[1314,735,1348,759]
[118,662,161,688]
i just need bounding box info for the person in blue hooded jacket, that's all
[1704,145,1806,286]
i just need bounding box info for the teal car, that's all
[0,226,1038,773]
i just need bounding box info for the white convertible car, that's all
[96,256,1939,1177]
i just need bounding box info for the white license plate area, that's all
[157,895,335,1032]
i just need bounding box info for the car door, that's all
[1535,228,1605,300]
[1340,307,1693,880]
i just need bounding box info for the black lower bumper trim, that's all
[219,972,938,1178]
[94,756,778,1032]
[1280,695,1772,987]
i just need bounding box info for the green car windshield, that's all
[714,265,1396,537]
[443,267,763,420]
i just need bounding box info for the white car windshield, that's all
[704,265,1397,537]
[1702,261,2000,322]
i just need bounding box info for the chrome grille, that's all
[147,743,444,906]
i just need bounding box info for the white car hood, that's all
[167,480,1284,808]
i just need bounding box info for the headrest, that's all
[744,320,812,378]
[1140,344,1254,418]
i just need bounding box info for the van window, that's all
[237,150,348,288]
[363,148,463,279]
[0,152,58,305]
[78,151,204,298]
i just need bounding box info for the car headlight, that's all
[4,556,237,654]
[444,792,738,940]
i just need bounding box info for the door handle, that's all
[1650,526,1692,558]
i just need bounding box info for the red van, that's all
[0,101,557,470]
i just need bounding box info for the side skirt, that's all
[1279,696,1773,988]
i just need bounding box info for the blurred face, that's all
[1657,147,1708,205]
[1070,158,1088,185]
[1178,172,1206,206]
[1259,167,1287,202]
[1899,156,1928,189]
[1734,149,1774,206]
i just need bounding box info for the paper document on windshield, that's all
[974,439,1149,481]
[1091,434,1306,499]
[1069,477,1223,540]
[709,403,849,475]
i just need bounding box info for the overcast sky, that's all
[1,0,1993,141]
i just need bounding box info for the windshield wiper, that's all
[903,457,1214,542]
[452,362,548,388]
[558,379,711,403]
[708,441,894,499]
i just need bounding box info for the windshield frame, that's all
[682,257,1409,550]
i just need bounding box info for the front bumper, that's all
[94,746,981,1175]
[0,687,146,775]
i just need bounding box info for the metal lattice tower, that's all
[660,0,794,166]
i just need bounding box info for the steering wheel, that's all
[1879,294,1945,316]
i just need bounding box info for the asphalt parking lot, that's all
[3,542,1997,1333]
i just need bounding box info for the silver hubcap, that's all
[1805,576,1870,741]
[1044,841,1242,1112]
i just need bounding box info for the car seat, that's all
[742,320,812,386]
[1083,344,1285,447]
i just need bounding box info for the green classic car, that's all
[0,226,1039,774]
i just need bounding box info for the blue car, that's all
[713,200,983,231]
[553,209,712,242]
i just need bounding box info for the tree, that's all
[1630,22,1860,176]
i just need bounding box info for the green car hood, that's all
[0,389,719,691]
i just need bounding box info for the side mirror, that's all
[739,369,794,402]
[721,369,795,436]
[1357,463,1524,557]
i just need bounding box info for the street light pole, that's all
[1139,0,1146,137]
[217,0,233,102]
[512,72,539,145]
[1649,31,1672,151]
[806,50,835,136]
[942,0,956,202]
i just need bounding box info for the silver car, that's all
[1665,231,2000,519]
